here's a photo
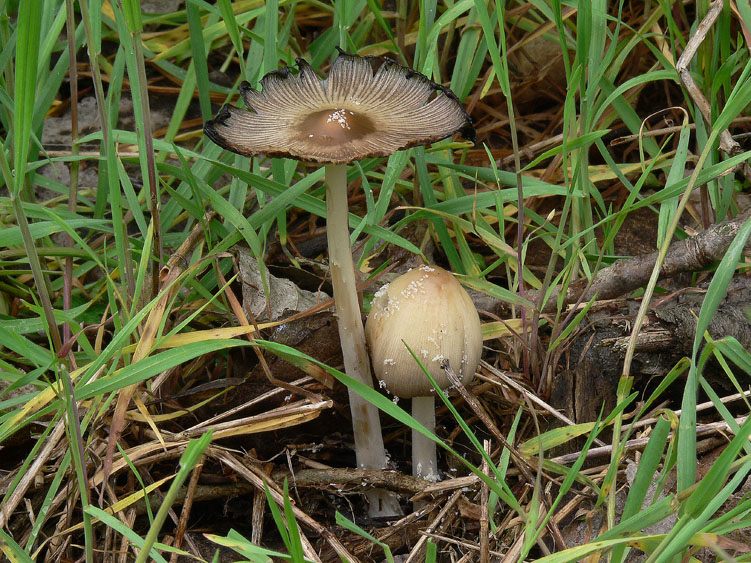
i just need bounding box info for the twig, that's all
[442,359,547,481]
[632,389,751,430]
[609,116,751,146]
[511,206,751,314]
[499,133,564,165]
[184,375,316,432]
[370,495,445,551]
[551,415,748,465]
[421,531,505,558]
[210,448,358,563]
[405,490,463,563]
[479,440,490,563]
[169,454,204,563]
[0,418,66,529]
[117,506,138,563]
[158,210,217,283]
[270,467,432,495]
[167,399,332,440]
[251,488,266,545]
[476,361,607,447]
[676,0,744,160]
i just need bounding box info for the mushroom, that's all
[204,50,474,516]
[365,265,483,482]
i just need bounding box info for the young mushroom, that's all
[365,265,483,481]
[204,50,473,516]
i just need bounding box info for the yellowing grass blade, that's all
[482,319,526,340]
[177,399,333,440]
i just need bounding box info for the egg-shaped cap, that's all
[365,265,483,398]
[204,49,475,164]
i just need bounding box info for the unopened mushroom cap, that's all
[365,265,483,398]
[204,50,475,164]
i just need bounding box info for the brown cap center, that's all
[298,108,376,145]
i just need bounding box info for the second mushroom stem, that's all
[324,163,400,517]
[412,396,439,481]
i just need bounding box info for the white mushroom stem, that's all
[412,396,439,481]
[324,163,401,517]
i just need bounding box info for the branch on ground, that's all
[502,207,751,315]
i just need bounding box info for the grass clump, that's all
[2,0,751,561]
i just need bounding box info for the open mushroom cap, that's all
[365,265,483,398]
[204,50,475,164]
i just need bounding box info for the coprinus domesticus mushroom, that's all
[205,51,474,516]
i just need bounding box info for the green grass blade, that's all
[76,340,249,400]
[610,415,671,563]
[84,507,173,563]
[12,0,41,193]
[263,481,291,551]
[335,512,394,563]
[60,366,94,563]
[206,528,291,562]
[217,0,244,59]
[281,480,305,562]
[134,432,213,563]
[186,0,212,122]
[0,527,34,563]
[657,112,691,248]
[120,0,143,32]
